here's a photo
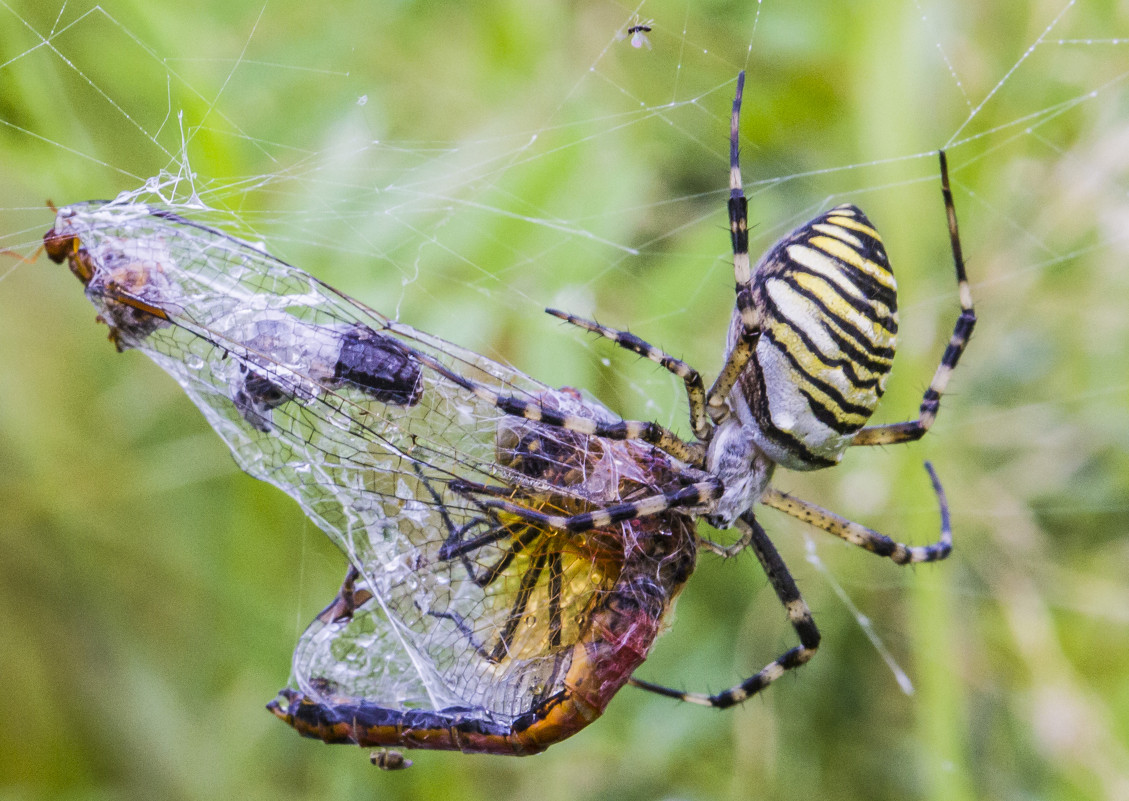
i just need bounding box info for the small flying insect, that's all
[618,15,653,50]
[42,72,974,759]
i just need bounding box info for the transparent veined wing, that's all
[45,200,698,753]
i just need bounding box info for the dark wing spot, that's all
[334,325,423,407]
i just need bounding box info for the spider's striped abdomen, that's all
[729,204,898,471]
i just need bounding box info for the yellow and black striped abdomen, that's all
[729,205,898,470]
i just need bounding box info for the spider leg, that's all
[629,512,820,707]
[697,525,754,559]
[451,477,719,534]
[414,350,705,465]
[545,308,710,440]
[705,71,762,425]
[406,77,758,468]
[761,461,952,564]
[851,151,976,447]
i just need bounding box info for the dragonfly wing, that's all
[50,200,663,722]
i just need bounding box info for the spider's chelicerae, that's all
[447,69,975,707]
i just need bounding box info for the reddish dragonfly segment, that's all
[272,510,696,755]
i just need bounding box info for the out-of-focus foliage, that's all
[1,1,1127,800]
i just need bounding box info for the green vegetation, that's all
[1,1,1127,799]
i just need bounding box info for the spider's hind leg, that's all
[630,513,820,707]
[761,461,953,565]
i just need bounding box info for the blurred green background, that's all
[1,1,1128,799]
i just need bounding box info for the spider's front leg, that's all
[547,71,761,442]
[545,308,710,441]
[705,70,762,424]
[412,347,706,465]
[851,151,976,448]
[448,477,720,535]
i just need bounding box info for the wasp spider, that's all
[435,70,975,708]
